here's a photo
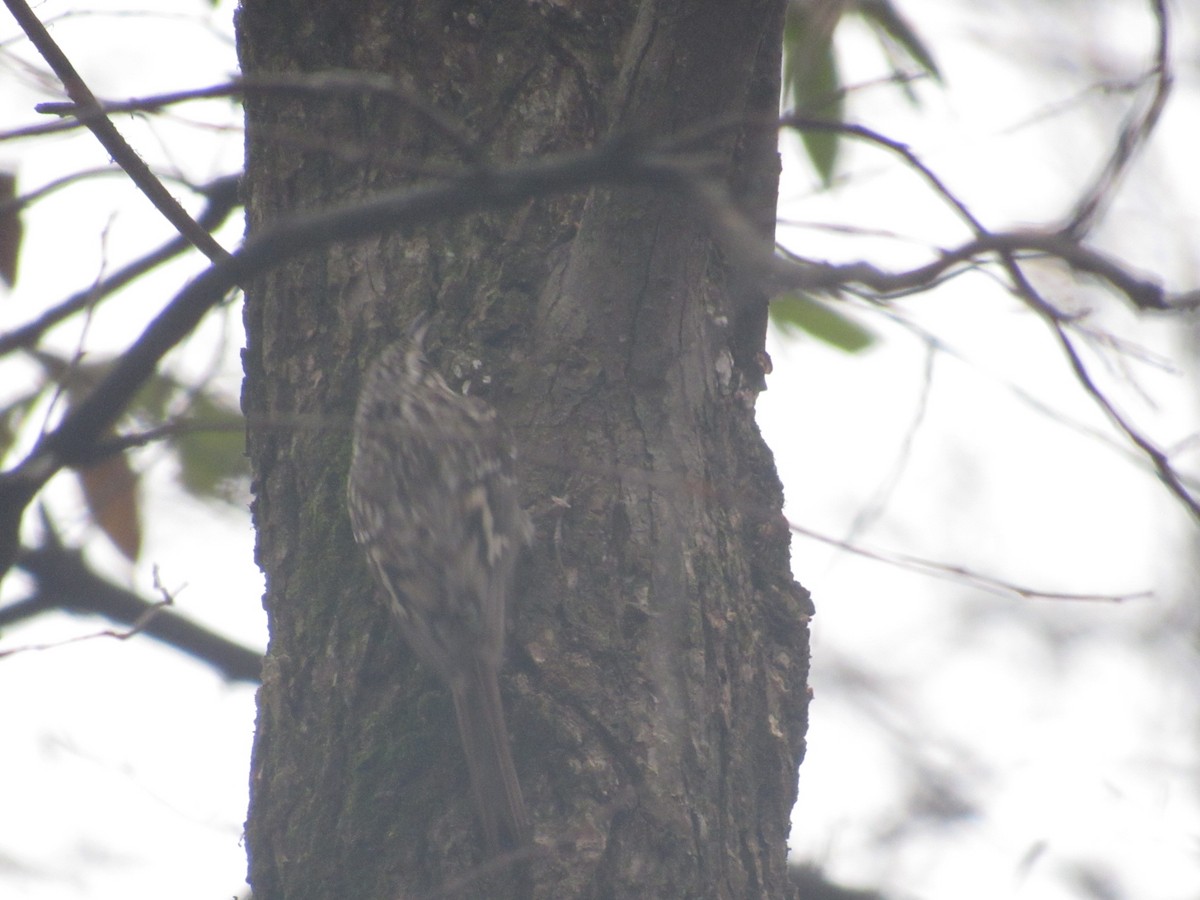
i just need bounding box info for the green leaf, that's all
[0,171,22,288]
[24,350,246,507]
[857,0,942,82]
[129,369,178,425]
[771,292,877,353]
[167,394,248,503]
[0,386,44,464]
[783,2,846,186]
[798,42,842,186]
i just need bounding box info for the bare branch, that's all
[779,115,989,235]
[0,42,1193,582]
[1048,313,1199,523]
[71,416,245,466]
[773,230,1176,312]
[0,174,241,358]
[1063,0,1173,237]
[2,0,230,263]
[776,104,1199,522]
[0,136,686,579]
[6,70,483,166]
[2,524,261,681]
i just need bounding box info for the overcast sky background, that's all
[1,2,1198,899]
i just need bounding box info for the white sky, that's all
[1,2,1198,898]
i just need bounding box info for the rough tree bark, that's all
[238,1,812,897]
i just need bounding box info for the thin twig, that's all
[1063,0,1173,236]
[3,0,230,262]
[0,136,686,578]
[14,71,481,162]
[0,174,241,357]
[790,521,1151,603]
[778,46,1197,523]
[2,541,262,681]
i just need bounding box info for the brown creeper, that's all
[346,316,532,853]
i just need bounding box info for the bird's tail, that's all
[451,660,530,854]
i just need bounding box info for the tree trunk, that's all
[237,1,811,897]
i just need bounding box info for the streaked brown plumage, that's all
[346,317,531,853]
